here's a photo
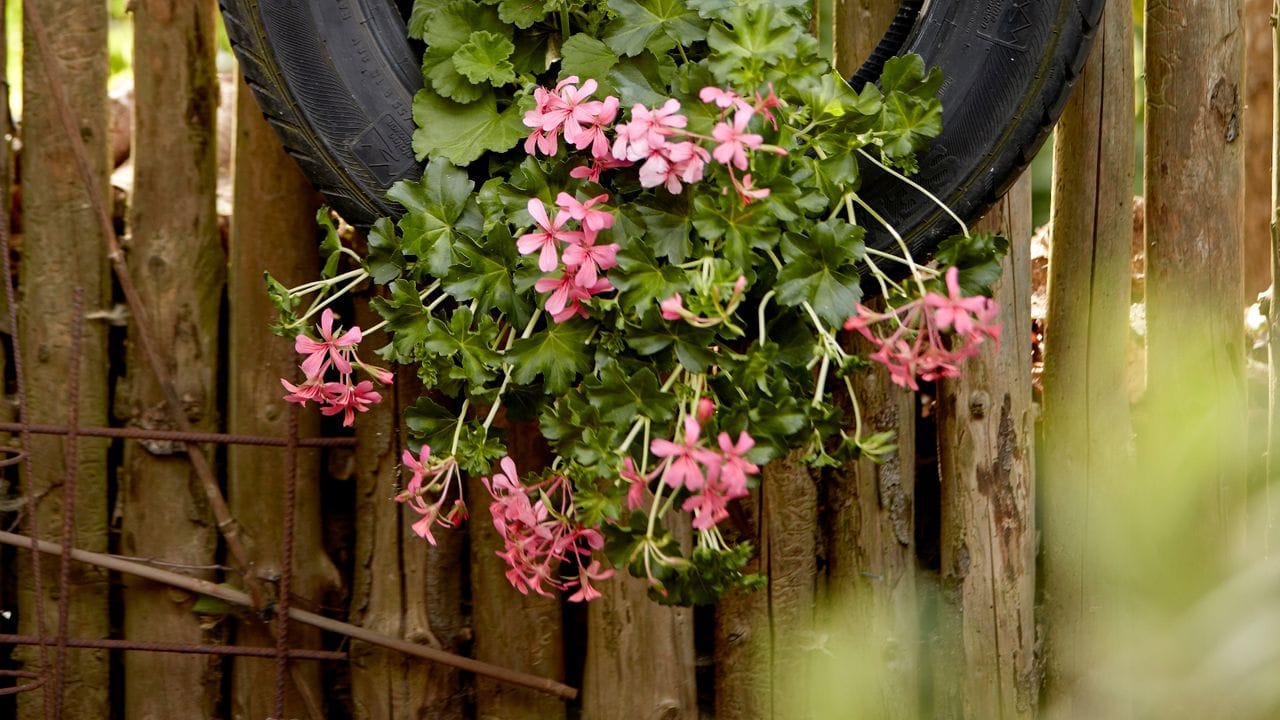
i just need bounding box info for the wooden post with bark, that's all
[1039,0,1135,709]
[1144,0,1247,555]
[1245,0,1274,298]
[350,343,467,720]
[820,1,920,717]
[468,420,565,720]
[16,1,111,718]
[120,1,224,717]
[227,75,338,720]
[933,176,1036,719]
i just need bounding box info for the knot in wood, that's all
[969,390,990,419]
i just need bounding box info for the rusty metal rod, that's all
[0,530,579,700]
[0,421,356,448]
[22,0,269,609]
[0,635,345,662]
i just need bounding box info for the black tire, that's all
[219,0,1103,258]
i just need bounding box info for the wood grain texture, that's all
[582,568,697,720]
[120,1,224,717]
[349,362,467,720]
[819,1,921,716]
[1144,0,1247,554]
[713,489,769,720]
[16,1,111,718]
[227,74,338,720]
[468,419,565,720]
[934,176,1036,720]
[1039,0,1136,709]
[1245,0,1273,297]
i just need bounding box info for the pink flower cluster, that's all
[520,193,619,323]
[483,457,615,602]
[522,76,784,204]
[845,267,1002,390]
[396,444,466,545]
[281,309,392,426]
[630,401,760,531]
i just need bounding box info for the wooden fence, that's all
[0,0,1271,718]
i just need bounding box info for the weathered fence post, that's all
[120,1,224,717]
[468,420,565,720]
[1246,0,1274,297]
[582,537,697,720]
[819,2,920,717]
[350,345,467,720]
[16,2,111,718]
[227,74,338,720]
[933,176,1036,719]
[1144,0,1247,553]
[1270,0,1280,557]
[1040,0,1135,710]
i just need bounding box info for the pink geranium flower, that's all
[711,109,764,171]
[281,377,327,406]
[320,380,382,427]
[650,416,720,492]
[699,86,750,112]
[295,308,361,378]
[639,141,707,194]
[555,192,614,234]
[924,267,992,335]
[518,198,580,272]
[561,236,619,288]
[570,156,632,183]
[612,99,687,162]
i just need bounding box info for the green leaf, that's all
[365,217,406,284]
[560,34,620,82]
[412,88,529,165]
[453,31,517,86]
[774,220,866,326]
[264,272,301,337]
[422,1,509,102]
[933,232,1010,296]
[423,307,503,386]
[493,0,550,28]
[405,396,460,450]
[370,279,433,361]
[612,243,689,317]
[316,207,343,278]
[443,226,530,325]
[507,320,593,392]
[387,159,483,277]
[604,0,707,57]
[583,363,677,426]
[407,0,453,39]
[706,6,802,74]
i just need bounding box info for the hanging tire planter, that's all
[219,0,1102,258]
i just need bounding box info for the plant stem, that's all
[449,399,470,456]
[298,270,370,323]
[850,193,929,296]
[856,148,970,237]
[757,290,775,346]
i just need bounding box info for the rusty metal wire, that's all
[51,289,85,717]
[0,422,356,448]
[0,635,346,662]
[1,0,582,711]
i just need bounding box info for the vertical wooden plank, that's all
[1144,0,1247,553]
[227,75,338,720]
[350,357,467,720]
[468,420,565,720]
[761,453,819,720]
[714,491,769,720]
[820,1,920,717]
[582,571,697,720]
[16,1,111,718]
[120,1,223,717]
[934,176,1036,720]
[1039,0,1135,709]
[1245,0,1274,297]
[1270,0,1280,556]
[349,312,404,720]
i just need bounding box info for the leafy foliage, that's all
[278,0,999,607]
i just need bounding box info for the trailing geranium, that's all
[266,0,1009,606]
